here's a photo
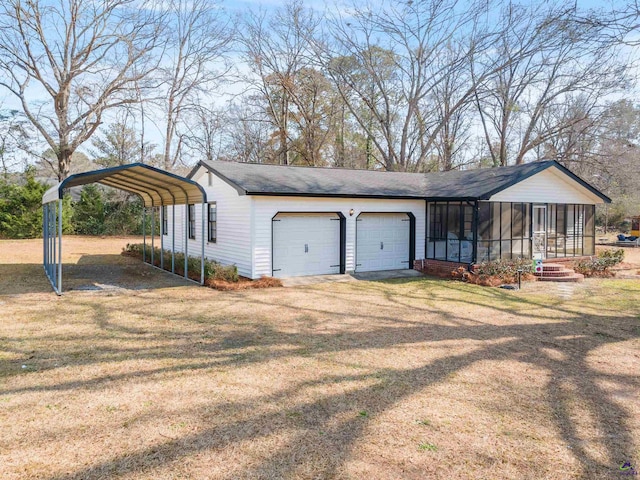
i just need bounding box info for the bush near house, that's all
[453,258,536,286]
[573,249,624,277]
[122,243,239,281]
[122,243,282,290]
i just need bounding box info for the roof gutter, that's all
[246,191,428,200]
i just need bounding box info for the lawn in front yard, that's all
[0,237,639,479]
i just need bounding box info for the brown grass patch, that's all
[1,236,639,480]
[205,276,283,290]
[463,272,538,286]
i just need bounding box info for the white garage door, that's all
[272,213,341,277]
[356,213,411,272]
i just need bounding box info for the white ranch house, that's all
[162,160,609,279]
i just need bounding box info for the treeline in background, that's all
[0,0,639,238]
[0,169,147,239]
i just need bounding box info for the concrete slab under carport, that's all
[62,254,195,293]
[280,269,423,287]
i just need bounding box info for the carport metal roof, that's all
[42,163,207,206]
[42,163,208,296]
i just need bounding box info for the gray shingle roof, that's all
[193,160,610,202]
[198,160,427,198]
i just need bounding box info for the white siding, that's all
[162,203,187,253]
[162,167,253,278]
[489,167,602,204]
[251,196,425,278]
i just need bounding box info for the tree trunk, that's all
[57,147,72,181]
[164,96,175,171]
[338,104,345,167]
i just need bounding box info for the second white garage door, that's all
[356,213,411,272]
[272,213,341,277]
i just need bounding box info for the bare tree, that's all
[184,103,226,163]
[0,0,164,180]
[91,118,157,168]
[221,100,273,164]
[240,0,320,165]
[320,0,503,172]
[431,43,475,171]
[473,3,630,166]
[325,46,399,170]
[158,0,232,170]
[0,108,35,177]
[287,67,338,166]
[544,98,640,221]
[574,2,640,47]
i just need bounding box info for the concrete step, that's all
[535,262,583,282]
[539,263,564,271]
[535,269,576,277]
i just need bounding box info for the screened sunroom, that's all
[426,201,596,264]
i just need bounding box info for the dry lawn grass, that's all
[1,236,639,480]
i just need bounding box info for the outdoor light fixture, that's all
[349,209,355,216]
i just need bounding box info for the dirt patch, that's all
[1,237,639,480]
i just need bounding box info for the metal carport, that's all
[41,163,208,295]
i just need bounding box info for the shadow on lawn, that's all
[3,278,639,479]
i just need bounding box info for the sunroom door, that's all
[532,205,547,259]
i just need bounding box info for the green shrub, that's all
[73,186,147,236]
[103,199,145,235]
[73,184,105,235]
[0,168,73,238]
[122,243,239,282]
[457,257,535,286]
[573,249,624,277]
[472,258,534,277]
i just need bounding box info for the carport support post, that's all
[52,201,56,287]
[51,205,55,279]
[46,203,49,277]
[184,204,188,279]
[57,198,62,294]
[43,203,47,277]
[42,203,46,275]
[160,206,164,270]
[49,204,52,278]
[142,207,147,264]
[151,206,155,267]
[201,203,205,285]
[50,205,54,279]
[47,204,51,280]
[171,205,175,273]
[46,204,50,278]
